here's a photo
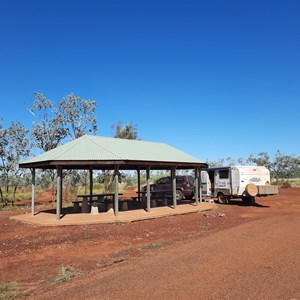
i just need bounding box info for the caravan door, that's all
[201,171,211,196]
[214,169,231,196]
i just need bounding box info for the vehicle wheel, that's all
[176,190,184,201]
[242,196,255,205]
[217,193,228,204]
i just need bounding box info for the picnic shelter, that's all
[19,135,208,220]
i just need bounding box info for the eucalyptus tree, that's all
[109,121,139,189]
[58,93,98,194]
[247,152,272,169]
[0,121,31,203]
[112,121,138,140]
[58,93,97,139]
[30,93,68,200]
[272,151,300,182]
[30,92,98,199]
[30,93,68,151]
[58,93,97,195]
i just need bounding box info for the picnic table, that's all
[75,193,124,213]
[139,190,172,207]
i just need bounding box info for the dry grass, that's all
[272,178,300,188]
[0,282,21,299]
[50,266,82,285]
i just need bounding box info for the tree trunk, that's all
[12,185,18,205]
[5,177,9,204]
[0,187,4,203]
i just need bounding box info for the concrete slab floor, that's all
[10,203,215,226]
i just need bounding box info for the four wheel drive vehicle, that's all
[201,165,278,205]
[142,175,195,200]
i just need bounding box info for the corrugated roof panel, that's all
[21,135,204,165]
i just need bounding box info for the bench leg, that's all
[98,203,106,212]
[106,202,113,212]
[161,198,168,206]
[120,201,128,211]
[81,200,90,213]
[73,203,81,213]
[141,195,147,208]
[151,199,157,208]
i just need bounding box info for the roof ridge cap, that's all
[87,136,123,159]
[52,136,85,160]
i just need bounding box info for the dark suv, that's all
[143,175,195,200]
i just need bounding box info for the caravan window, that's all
[219,170,229,179]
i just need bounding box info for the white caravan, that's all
[201,166,278,204]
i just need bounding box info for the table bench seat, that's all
[72,200,83,213]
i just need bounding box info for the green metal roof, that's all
[20,135,206,169]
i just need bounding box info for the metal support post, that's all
[31,168,35,216]
[114,166,119,217]
[56,167,62,220]
[137,168,141,201]
[171,167,177,209]
[89,168,93,201]
[195,167,199,205]
[146,167,151,212]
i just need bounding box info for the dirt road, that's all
[1,188,299,299]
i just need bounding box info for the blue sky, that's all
[0,0,299,161]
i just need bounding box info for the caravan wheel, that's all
[217,193,228,204]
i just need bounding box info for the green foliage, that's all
[30,93,68,152]
[0,121,32,202]
[30,92,98,150]
[0,282,21,299]
[58,93,97,139]
[207,151,300,180]
[50,266,81,285]
[36,170,52,189]
[248,152,272,169]
[29,92,98,200]
[3,189,31,201]
[96,170,116,192]
[112,121,138,139]
[272,150,300,181]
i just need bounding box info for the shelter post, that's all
[56,167,63,220]
[114,165,119,217]
[146,167,151,212]
[194,167,199,205]
[89,168,93,201]
[137,168,141,201]
[60,169,63,212]
[31,168,35,216]
[171,167,177,208]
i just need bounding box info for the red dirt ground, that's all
[0,188,299,299]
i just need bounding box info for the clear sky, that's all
[0,0,299,161]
